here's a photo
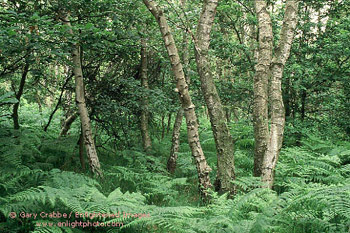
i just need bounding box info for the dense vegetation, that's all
[0,0,349,232]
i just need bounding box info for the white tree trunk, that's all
[62,14,102,177]
[253,0,299,188]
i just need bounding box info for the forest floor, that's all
[1,104,350,233]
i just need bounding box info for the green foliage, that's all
[0,92,18,105]
[1,0,350,232]
[1,101,350,233]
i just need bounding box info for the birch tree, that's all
[167,0,189,174]
[143,0,212,197]
[194,0,236,194]
[253,0,299,188]
[62,14,102,177]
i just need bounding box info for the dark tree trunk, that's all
[284,76,291,118]
[140,38,152,151]
[301,89,306,121]
[167,108,184,174]
[12,61,30,130]
[225,108,231,123]
[161,114,165,140]
[167,112,172,134]
[44,73,73,132]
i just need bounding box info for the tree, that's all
[12,59,29,130]
[253,0,299,188]
[194,0,236,194]
[143,0,212,198]
[140,38,152,151]
[167,107,184,174]
[62,13,102,177]
[167,0,188,174]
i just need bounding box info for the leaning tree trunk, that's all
[167,0,189,174]
[194,0,235,194]
[44,73,73,132]
[140,38,152,151]
[167,108,184,174]
[60,77,76,136]
[60,112,78,136]
[143,0,212,198]
[253,0,299,188]
[12,61,29,130]
[62,14,102,177]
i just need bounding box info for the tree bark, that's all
[253,0,299,188]
[167,108,183,174]
[62,14,102,177]
[140,38,152,151]
[166,112,172,134]
[261,0,299,188]
[143,0,212,197]
[44,73,73,132]
[194,0,235,194]
[167,0,189,174]
[253,0,272,177]
[12,61,29,130]
[60,112,78,136]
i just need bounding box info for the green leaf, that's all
[85,23,94,30]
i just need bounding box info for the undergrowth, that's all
[0,105,350,233]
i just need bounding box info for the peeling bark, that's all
[167,0,189,174]
[62,14,102,177]
[253,0,299,188]
[261,0,299,188]
[253,0,272,177]
[143,0,212,197]
[60,112,78,136]
[167,108,183,174]
[195,0,235,194]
